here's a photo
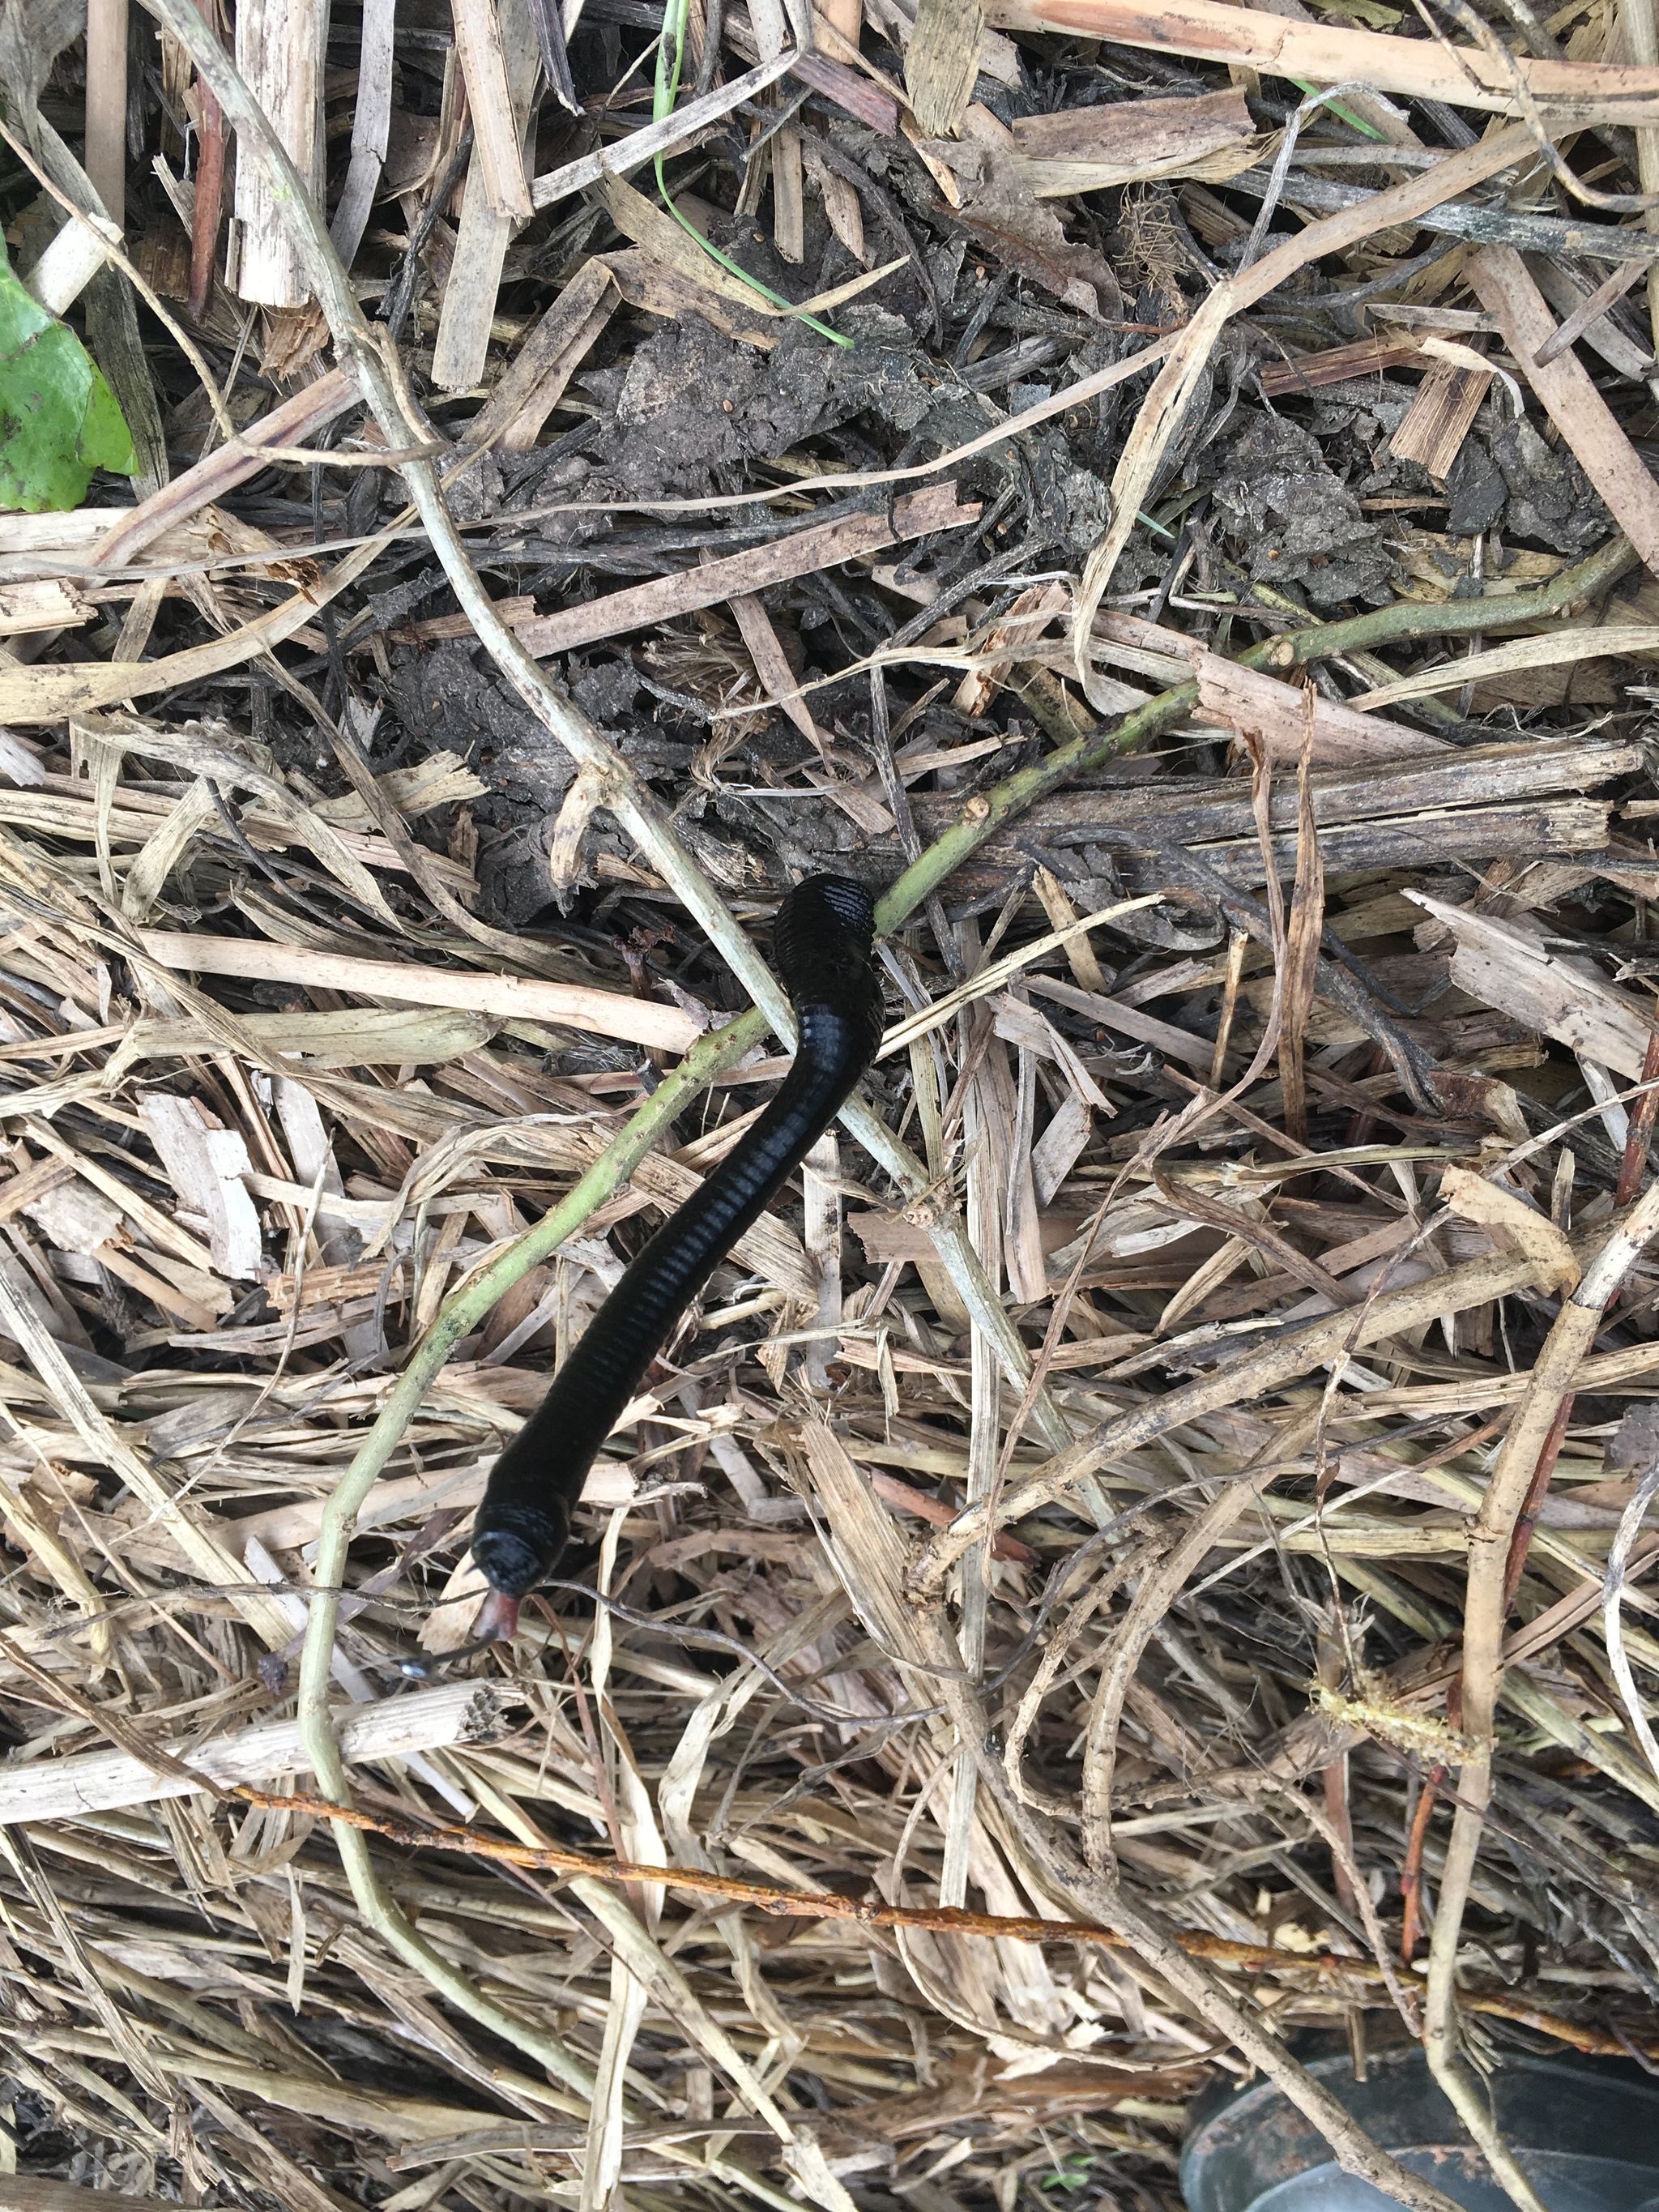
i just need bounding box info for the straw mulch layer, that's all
[6,0,1659,2206]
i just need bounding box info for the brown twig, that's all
[1617,1027,1659,1206]
[187,0,227,323]
[222,1777,1651,2064]
[1400,1763,1443,1967]
[1502,1395,1575,1612]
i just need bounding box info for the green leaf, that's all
[1287,76,1389,135]
[0,241,137,512]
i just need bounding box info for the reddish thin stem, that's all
[1501,1394,1574,1614]
[1400,1765,1442,1967]
[187,0,226,322]
[1617,1029,1659,1207]
[189,83,224,322]
[223,1771,1658,2065]
[1402,1680,1462,1971]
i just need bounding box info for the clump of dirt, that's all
[569,309,933,508]
[1212,413,1395,606]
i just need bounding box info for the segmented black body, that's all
[471,873,884,1600]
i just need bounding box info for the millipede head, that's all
[473,1523,552,1597]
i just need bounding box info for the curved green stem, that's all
[313,531,1631,1625]
[651,0,851,346]
[293,1006,769,2092]
[295,1004,768,1754]
[876,531,1638,932]
[1256,530,1639,668]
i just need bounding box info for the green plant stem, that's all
[296,1006,768,2095]
[875,531,1638,933]
[319,527,1640,1619]
[296,1005,765,1672]
[1289,76,1388,135]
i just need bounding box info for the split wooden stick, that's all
[988,0,1659,121]
[134,933,706,1053]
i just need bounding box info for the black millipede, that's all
[465,873,884,1642]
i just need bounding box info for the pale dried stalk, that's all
[989,0,1659,121]
[1466,246,1659,571]
[0,1683,493,1823]
[433,0,539,388]
[528,53,798,209]
[0,1270,295,1651]
[910,1241,1554,1599]
[231,0,324,303]
[92,370,358,570]
[906,0,983,133]
[83,0,126,229]
[1603,1462,1659,1780]
[135,930,702,1053]
[1079,1449,1304,1869]
[330,0,393,263]
[940,1017,1004,1910]
[1618,0,1659,327]
[1424,1177,1659,2210]
[450,0,534,221]
[801,1418,1467,2212]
